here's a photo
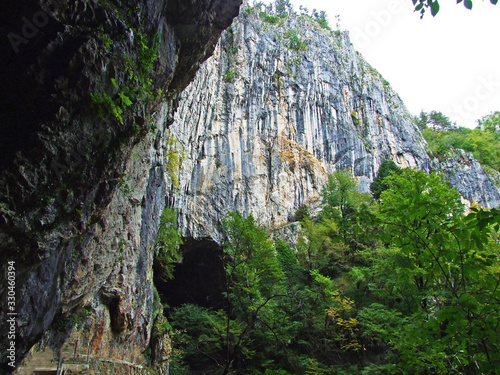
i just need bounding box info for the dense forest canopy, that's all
[154,167,500,374]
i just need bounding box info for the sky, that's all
[263,0,500,128]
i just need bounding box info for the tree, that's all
[414,110,429,130]
[319,170,369,222]
[377,169,500,373]
[429,110,453,130]
[319,171,374,254]
[296,216,340,273]
[312,9,330,30]
[154,207,183,281]
[478,111,500,132]
[415,110,453,130]
[166,171,500,373]
[274,0,293,18]
[412,0,498,18]
[420,112,500,171]
[370,159,402,200]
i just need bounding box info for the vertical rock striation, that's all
[169,8,431,241]
[169,7,499,242]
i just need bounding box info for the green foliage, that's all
[257,0,294,23]
[118,173,133,196]
[293,204,310,222]
[165,169,500,374]
[296,216,340,272]
[53,305,92,332]
[223,69,235,82]
[100,32,113,50]
[415,110,453,130]
[311,9,330,30]
[135,32,159,82]
[420,111,500,171]
[284,29,307,51]
[319,170,370,222]
[275,240,300,279]
[91,31,160,126]
[91,91,126,125]
[170,213,294,373]
[152,285,163,321]
[259,11,280,24]
[378,169,500,372]
[414,110,429,130]
[478,110,500,131]
[273,0,292,18]
[350,110,360,126]
[164,130,182,187]
[319,171,375,256]
[412,0,498,18]
[154,207,183,281]
[169,303,225,371]
[370,159,402,200]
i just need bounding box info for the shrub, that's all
[223,69,235,82]
[259,11,280,24]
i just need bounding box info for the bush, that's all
[223,69,235,82]
[259,11,280,24]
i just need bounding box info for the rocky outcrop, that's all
[168,7,500,242]
[0,0,241,371]
[169,7,431,241]
[433,149,500,208]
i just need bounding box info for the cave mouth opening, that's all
[154,237,227,311]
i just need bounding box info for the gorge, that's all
[0,0,499,374]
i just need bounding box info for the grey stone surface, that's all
[169,8,499,242]
[432,149,500,208]
[169,9,430,241]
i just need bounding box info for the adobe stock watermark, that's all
[351,0,405,49]
[7,10,49,54]
[5,261,17,369]
[446,74,500,125]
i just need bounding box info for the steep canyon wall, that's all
[0,0,241,371]
[169,7,500,241]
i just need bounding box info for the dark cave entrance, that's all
[153,238,226,310]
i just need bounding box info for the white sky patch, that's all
[258,0,500,128]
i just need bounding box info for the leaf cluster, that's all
[91,31,161,126]
[154,207,183,281]
[420,111,500,171]
[412,0,498,18]
[163,168,500,374]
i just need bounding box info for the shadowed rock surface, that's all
[0,0,241,371]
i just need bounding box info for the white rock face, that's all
[167,9,497,241]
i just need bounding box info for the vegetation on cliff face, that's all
[157,2,500,373]
[417,111,500,173]
[158,168,500,374]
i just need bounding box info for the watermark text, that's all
[6,261,17,369]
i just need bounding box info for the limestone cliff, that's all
[0,0,241,372]
[1,1,498,373]
[433,149,500,208]
[169,6,499,242]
